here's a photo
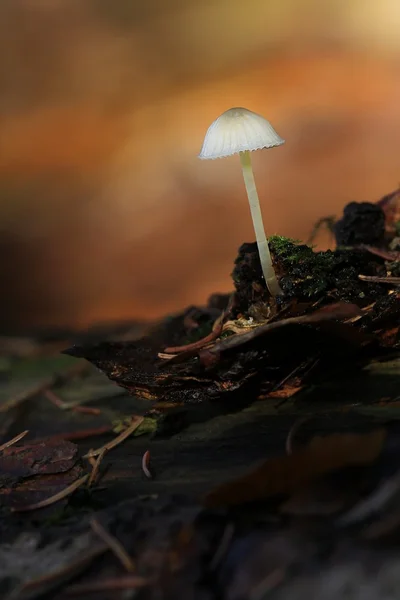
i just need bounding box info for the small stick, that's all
[0,362,88,413]
[211,303,361,355]
[84,416,144,458]
[0,379,54,413]
[87,451,97,468]
[90,518,135,572]
[44,389,101,415]
[0,429,28,452]
[359,274,400,284]
[15,545,108,593]
[163,294,235,354]
[142,450,152,479]
[163,321,224,354]
[44,388,64,408]
[157,352,177,360]
[88,448,107,487]
[66,576,149,595]
[344,301,376,324]
[222,321,256,335]
[11,474,89,512]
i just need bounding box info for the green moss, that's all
[269,235,382,301]
[268,236,339,297]
[232,236,385,314]
[269,235,306,258]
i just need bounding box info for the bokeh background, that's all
[1,0,400,332]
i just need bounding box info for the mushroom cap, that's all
[199,107,285,160]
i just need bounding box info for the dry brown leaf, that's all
[203,429,386,508]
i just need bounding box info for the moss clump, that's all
[268,235,308,260]
[270,236,340,298]
[270,237,336,297]
[232,236,386,316]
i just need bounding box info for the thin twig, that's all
[87,451,97,468]
[157,352,177,360]
[0,362,88,413]
[142,450,152,479]
[163,320,224,354]
[163,293,235,354]
[359,274,400,284]
[222,321,257,335]
[90,518,135,572]
[44,389,101,415]
[84,416,144,458]
[1,379,54,414]
[14,544,108,594]
[210,303,361,355]
[344,301,376,324]
[0,430,28,452]
[11,474,89,512]
[44,388,64,408]
[66,576,149,595]
[88,448,107,487]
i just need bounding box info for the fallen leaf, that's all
[0,439,81,510]
[0,465,84,510]
[203,429,386,508]
[0,439,77,478]
[12,474,89,512]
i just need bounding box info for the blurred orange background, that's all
[1,0,400,332]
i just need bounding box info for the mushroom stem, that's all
[239,150,282,296]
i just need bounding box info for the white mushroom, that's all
[199,107,285,297]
